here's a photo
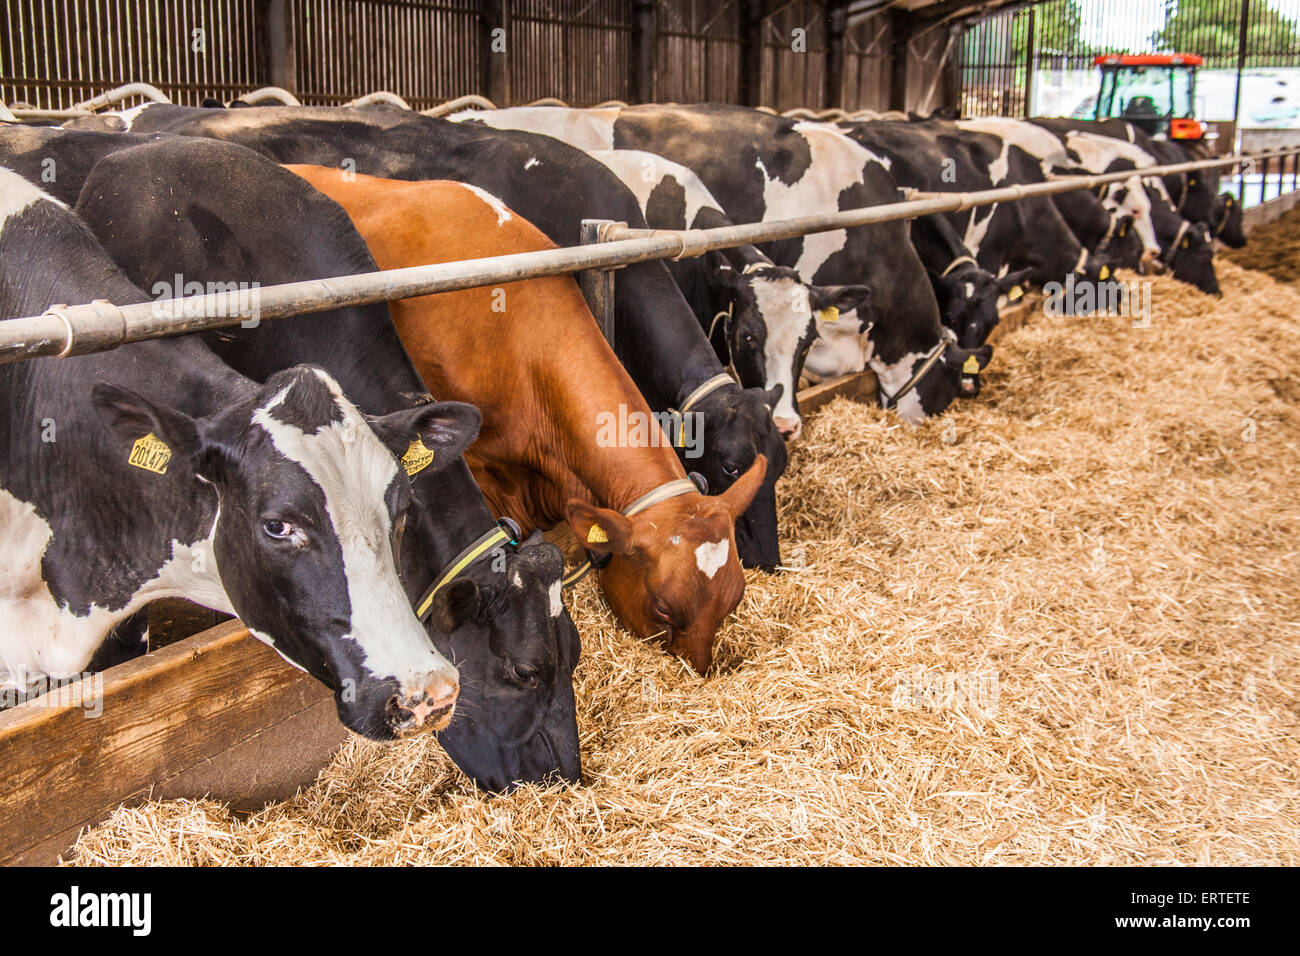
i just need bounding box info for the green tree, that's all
[1151,0,1300,67]
[1013,0,1100,59]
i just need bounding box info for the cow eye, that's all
[651,599,672,623]
[507,661,540,688]
[263,519,298,541]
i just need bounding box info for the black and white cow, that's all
[463,104,993,422]
[799,120,1030,347]
[1025,119,1222,293]
[842,119,1115,289]
[586,148,872,439]
[118,103,789,570]
[0,167,475,740]
[57,133,583,789]
[1034,117,1245,248]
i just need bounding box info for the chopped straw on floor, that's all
[67,237,1300,866]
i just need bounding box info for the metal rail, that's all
[2,147,1297,365]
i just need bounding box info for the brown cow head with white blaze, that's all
[564,455,767,674]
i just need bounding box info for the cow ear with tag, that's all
[564,500,635,557]
[370,400,481,476]
[810,283,872,321]
[92,384,200,476]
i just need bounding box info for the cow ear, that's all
[812,284,872,316]
[564,500,635,557]
[763,383,784,411]
[429,578,482,634]
[371,400,481,473]
[92,384,201,467]
[999,268,1032,294]
[719,454,767,519]
[707,251,739,290]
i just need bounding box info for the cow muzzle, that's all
[388,678,459,737]
[773,414,803,442]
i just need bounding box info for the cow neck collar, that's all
[1160,219,1193,266]
[561,477,703,588]
[671,372,735,423]
[878,333,953,411]
[414,517,522,622]
[941,255,977,277]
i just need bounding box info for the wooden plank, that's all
[1242,189,1300,234]
[988,290,1041,345]
[0,620,347,866]
[796,368,878,415]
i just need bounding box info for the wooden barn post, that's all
[480,0,509,105]
[825,1,848,110]
[630,0,658,103]
[257,0,297,94]
[888,9,910,112]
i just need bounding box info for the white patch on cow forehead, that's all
[0,167,64,230]
[251,372,456,691]
[548,581,563,618]
[695,539,730,579]
[751,276,812,426]
[459,183,513,225]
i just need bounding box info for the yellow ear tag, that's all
[1119,223,1127,236]
[401,438,435,477]
[586,524,609,544]
[1007,285,1024,302]
[1182,237,1190,249]
[818,306,839,324]
[962,355,980,375]
[1099,265,1110,281]
[128,433,172,475]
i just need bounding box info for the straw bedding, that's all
[67,245,1300,865]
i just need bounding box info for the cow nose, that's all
[388,676,459,737]
[774,416,802,441]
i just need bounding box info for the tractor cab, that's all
[1093,53,1205,141]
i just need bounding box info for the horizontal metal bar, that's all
[2,147,1296,365]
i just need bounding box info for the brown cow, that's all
[288,165,766,673]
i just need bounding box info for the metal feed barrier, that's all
[2,147,1298,365]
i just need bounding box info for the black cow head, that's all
[927,262,1029,349]
[689,384,789,571]
[877,334,994,422]
[424,530,582,790]
[1211,193,1246,248]
[93,366,481,741]
[1169,222,1221,295]
[714,257,871,441]
[1098,214,1145,271]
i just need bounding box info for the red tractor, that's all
[1092,53,1205,141]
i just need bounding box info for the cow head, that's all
[422,530,582,791]
[1210,193,1246,248]
[687,386,788,571]
[1098,214,1144,271]
[93,366,479,741]
[564,456,766,674]
[1168,222,1220,295]
[928,262,1028,349]
[717,259,872,441]
[875,335,994,423]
